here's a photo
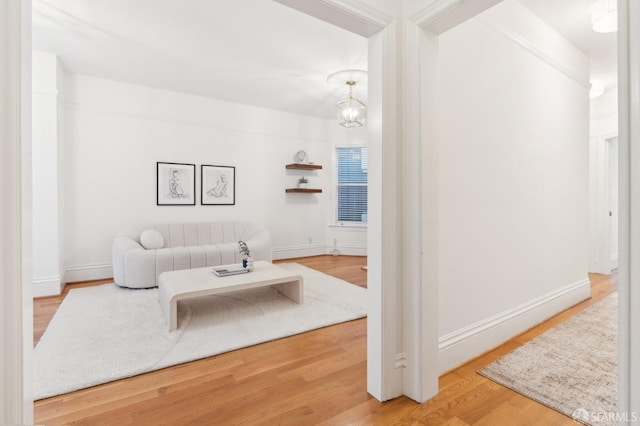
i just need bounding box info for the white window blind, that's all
[336,147,368,225]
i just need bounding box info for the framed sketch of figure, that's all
[201,164,235,205]
[157,162,196,205]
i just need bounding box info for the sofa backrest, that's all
[147,222,266,248]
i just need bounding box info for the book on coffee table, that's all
[212,265,249,277]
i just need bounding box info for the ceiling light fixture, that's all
[327,70,367,128]
[336,81,367,128]
[591,0,617,33]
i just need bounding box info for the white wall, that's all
[436,0,591,371]
[32,51,65,296]
[62,73,349,282]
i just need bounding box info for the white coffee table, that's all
[158,261,304,331]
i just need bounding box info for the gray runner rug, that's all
[478,293,618,426]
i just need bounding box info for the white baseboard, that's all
[272,244,328,260]
[332,245,368,256]
[273,244,367,260]
[33,274,65,298]
[438,277,591,373]
[64,263,113,283]
[611,253,619,270]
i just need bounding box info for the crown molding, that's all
[591,111,618,121]
[319,0,393,29]
[273,0,392,37]
[477,15,589,89]
[409,0,463,28]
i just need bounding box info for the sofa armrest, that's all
[112,236,144,287]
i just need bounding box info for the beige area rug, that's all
[34,263,366,400]
[478,293,618,426]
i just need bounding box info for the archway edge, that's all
[270,0,501,403]
[617,0,640,416]
[0,0,33,424]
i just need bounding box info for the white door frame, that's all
[605,135,619,271]
[590,130,619,275]
[617,0,640,416]
[0,0,32,424]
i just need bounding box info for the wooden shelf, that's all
[285,188,323,193]
[286,163,323,170]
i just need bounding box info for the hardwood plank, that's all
[34,257,617,425]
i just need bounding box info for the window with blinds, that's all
[336,147,368,225]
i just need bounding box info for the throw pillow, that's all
[140,229,164,249]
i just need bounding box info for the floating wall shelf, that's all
[285,163,322,193]
[285,188,322,193]
[285,163,323,170]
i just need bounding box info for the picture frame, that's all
[157,162,196,205]
[201,164,235,205]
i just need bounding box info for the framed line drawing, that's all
[157,162,196,205]
[201,164,235,205]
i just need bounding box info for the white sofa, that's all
[112,222,272,288]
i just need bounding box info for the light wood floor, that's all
[34,256,617,425]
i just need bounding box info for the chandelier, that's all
[327,70,367,128]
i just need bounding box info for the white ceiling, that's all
[32,0,617,119]
[33,0,368,119]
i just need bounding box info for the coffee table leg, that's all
[273,278,303,304]
[159,286,178,331]
[169,299,178,331]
